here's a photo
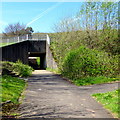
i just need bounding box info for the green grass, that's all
[36,57,40,67]
[72,76,120,86]
[92,89,120,118]
[46,67,60,74]
[0,75,26,104]
[0,42,16,47]
[0,43,8,47]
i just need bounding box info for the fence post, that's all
[7,39,9,45]
[26,34,29,40]
[18,36,19,42]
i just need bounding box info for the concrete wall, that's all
[1,40,58,70]
[28,41,46,54]
[1,41,29,64]
[46,43,58,69]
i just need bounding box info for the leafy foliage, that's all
[2,61,34,77]
[49,2,119,84]
[62,46,119,80]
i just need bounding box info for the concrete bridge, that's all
[0,34,57,70]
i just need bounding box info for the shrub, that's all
[62,46,118,80]
[2,60,34,77]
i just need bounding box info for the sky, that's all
[1,2,83,33]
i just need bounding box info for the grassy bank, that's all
[1,75,26,103]
[1,61,33,117]
[1,75,26,116]
[72,76,120,86]
[92,89,120,118]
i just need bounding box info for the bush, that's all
[2,60,34,77]
[62,46,118,80]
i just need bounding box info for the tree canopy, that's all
[3,22,34,37]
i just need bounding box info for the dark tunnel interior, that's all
[28,52,46,70]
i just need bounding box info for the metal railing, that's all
[0,34,50,47]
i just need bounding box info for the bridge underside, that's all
[1,41,47,69]
[29,53,46,69]
[1,40,58,70]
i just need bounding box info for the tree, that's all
[25,27,34,34]
[53,17,80,33]
[3,22,34,37]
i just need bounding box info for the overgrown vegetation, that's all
[92,89,120,118]
[61,46,119,85]
[0,75,26,116]
[2,61,34,77]
[1,61,33,116]
[62,46,118,79]
[48,2,119,85]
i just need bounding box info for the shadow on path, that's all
[18,70,119,119]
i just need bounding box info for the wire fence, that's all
[0,34,50,47]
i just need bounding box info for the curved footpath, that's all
[18,70,119,119]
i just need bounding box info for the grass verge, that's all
[0,43,15,47]
[72,76,120,86]
[46,67,60,74]
[92,89,120,118]
[0,75,26,116]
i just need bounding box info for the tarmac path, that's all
[18,70,119,119]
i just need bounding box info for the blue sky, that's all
[1,2,83,33]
